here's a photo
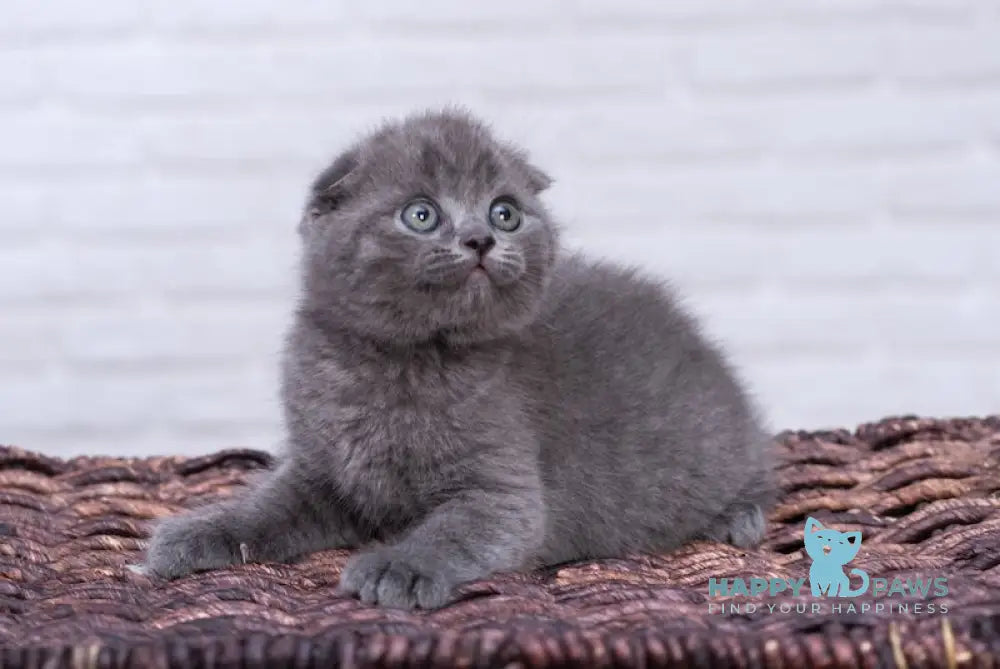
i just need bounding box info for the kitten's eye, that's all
[488,199,522,232]
[401,199,440,232]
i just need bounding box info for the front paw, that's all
[338,546,459,610]
[142,512,242,579]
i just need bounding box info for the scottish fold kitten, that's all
[142,109,774,610]
[804,517,869,597]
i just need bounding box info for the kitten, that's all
[142,109,774,610]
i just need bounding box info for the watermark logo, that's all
[707,517,950,615]
[804,517,868,597]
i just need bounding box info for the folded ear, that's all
[805,517,823,534]
[522,161,553,194]
[300,148,361,234]
[503,143,552,194]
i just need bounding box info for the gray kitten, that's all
[142,109,774,610]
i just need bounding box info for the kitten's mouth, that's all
[822,545,832,555]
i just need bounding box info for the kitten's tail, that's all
[846,568,870,597]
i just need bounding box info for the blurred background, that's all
[2,1,999,457]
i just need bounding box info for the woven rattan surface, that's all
[1,416,999,668]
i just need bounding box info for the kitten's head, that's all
[298,109,558,345]
[803,517,862,566]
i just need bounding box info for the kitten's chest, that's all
[324,349,512,522]
[335,404,466,489]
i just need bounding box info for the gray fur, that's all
[142,109,774,609]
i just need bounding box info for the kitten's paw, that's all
[724,503,766,548]
[142,513,242,579]
[338,546,458,610]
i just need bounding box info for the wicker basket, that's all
[2,416,999,668]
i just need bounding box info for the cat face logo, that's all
[803,517,870,598]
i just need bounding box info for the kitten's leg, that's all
[705,502,766,548]
[338,472,544,610]
[726,503,766,547]
[141,460,360,579]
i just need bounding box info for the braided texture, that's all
[2,416,999,668]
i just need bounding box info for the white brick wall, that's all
[2,0,999,457]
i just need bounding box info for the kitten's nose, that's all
[823,545,832,554]
[461,229,496,256]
